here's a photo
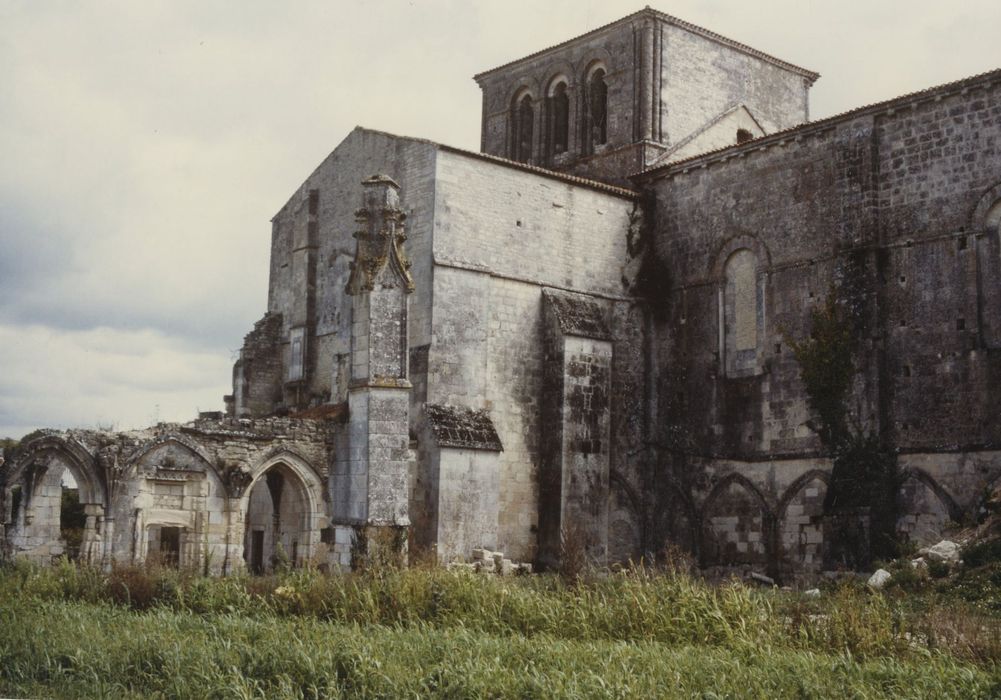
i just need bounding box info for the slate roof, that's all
[425,404,503,451]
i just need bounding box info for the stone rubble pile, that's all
[447,548,533,576]
[918,540,961,564]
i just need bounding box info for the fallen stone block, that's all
[919,540,960,564]
[867,568,891,590]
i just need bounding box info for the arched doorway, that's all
[242,459,321,573]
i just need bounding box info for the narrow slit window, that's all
[548,81,569,156]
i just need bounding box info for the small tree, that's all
[788,287,900,564]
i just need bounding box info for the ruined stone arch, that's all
[777,469,830,573]
[702,472,774,516]
[126,435,228,569]
[126,434,219,481]
[240,451,325,571]
[777,469,831,514]
[3,435,105,563]
[6,435,105,508]
[896,467,961,545]
[699,472,775,571]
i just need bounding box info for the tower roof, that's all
[473,7,819,85]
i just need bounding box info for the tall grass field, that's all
[1,560,999,698]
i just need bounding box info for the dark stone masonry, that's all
[2,8,999,579]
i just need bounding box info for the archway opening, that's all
[243,462,311,574]
[13,456,97,562]
[59,471,86,561]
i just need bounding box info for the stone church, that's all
[3,8,1000,578]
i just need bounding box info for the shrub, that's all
[963,538,1001,568]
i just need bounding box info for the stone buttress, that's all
[343,175,415,555]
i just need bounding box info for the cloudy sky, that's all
[2,0,998,439]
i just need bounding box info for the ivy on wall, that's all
[788,277,901,563]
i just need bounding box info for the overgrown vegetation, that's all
[1,559,999,697]
[788,283,901,565]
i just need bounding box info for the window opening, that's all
[587,68,608,148]
[549,82,569,155]
[515,95,534,163]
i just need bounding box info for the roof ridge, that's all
[473,7,818,83]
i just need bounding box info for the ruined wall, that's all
[639,71,1001,571]
[234,313,283,417]
[2,419,334,572]
[250,128,437,413]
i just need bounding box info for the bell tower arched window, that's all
[586,67,608,151]
[511,93,534,164]
[547,80,569,157]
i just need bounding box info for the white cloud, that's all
[0,324,230,438]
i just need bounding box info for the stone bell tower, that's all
[344,175,414,554]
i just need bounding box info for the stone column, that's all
[101,517,115,570]
[345,175,414,563]
[220,462,253,575]
[80,504,102,564]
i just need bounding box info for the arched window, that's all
[722,249,763,376]
[736,128,754,144]
[511,93,534,163]
[586,67,608,151]
[547,80,569,157]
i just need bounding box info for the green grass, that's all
[1,561,999,698]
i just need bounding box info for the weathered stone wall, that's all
[475,9,813,182]
[638,70,1001,571]
[476,19,640,169]
[248,128,437,414]
[659,22,811,147]
[1,418,333,573]
[234,313,283,417]
[427,149,642,562]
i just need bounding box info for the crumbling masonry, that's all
[3,8,1001,577]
